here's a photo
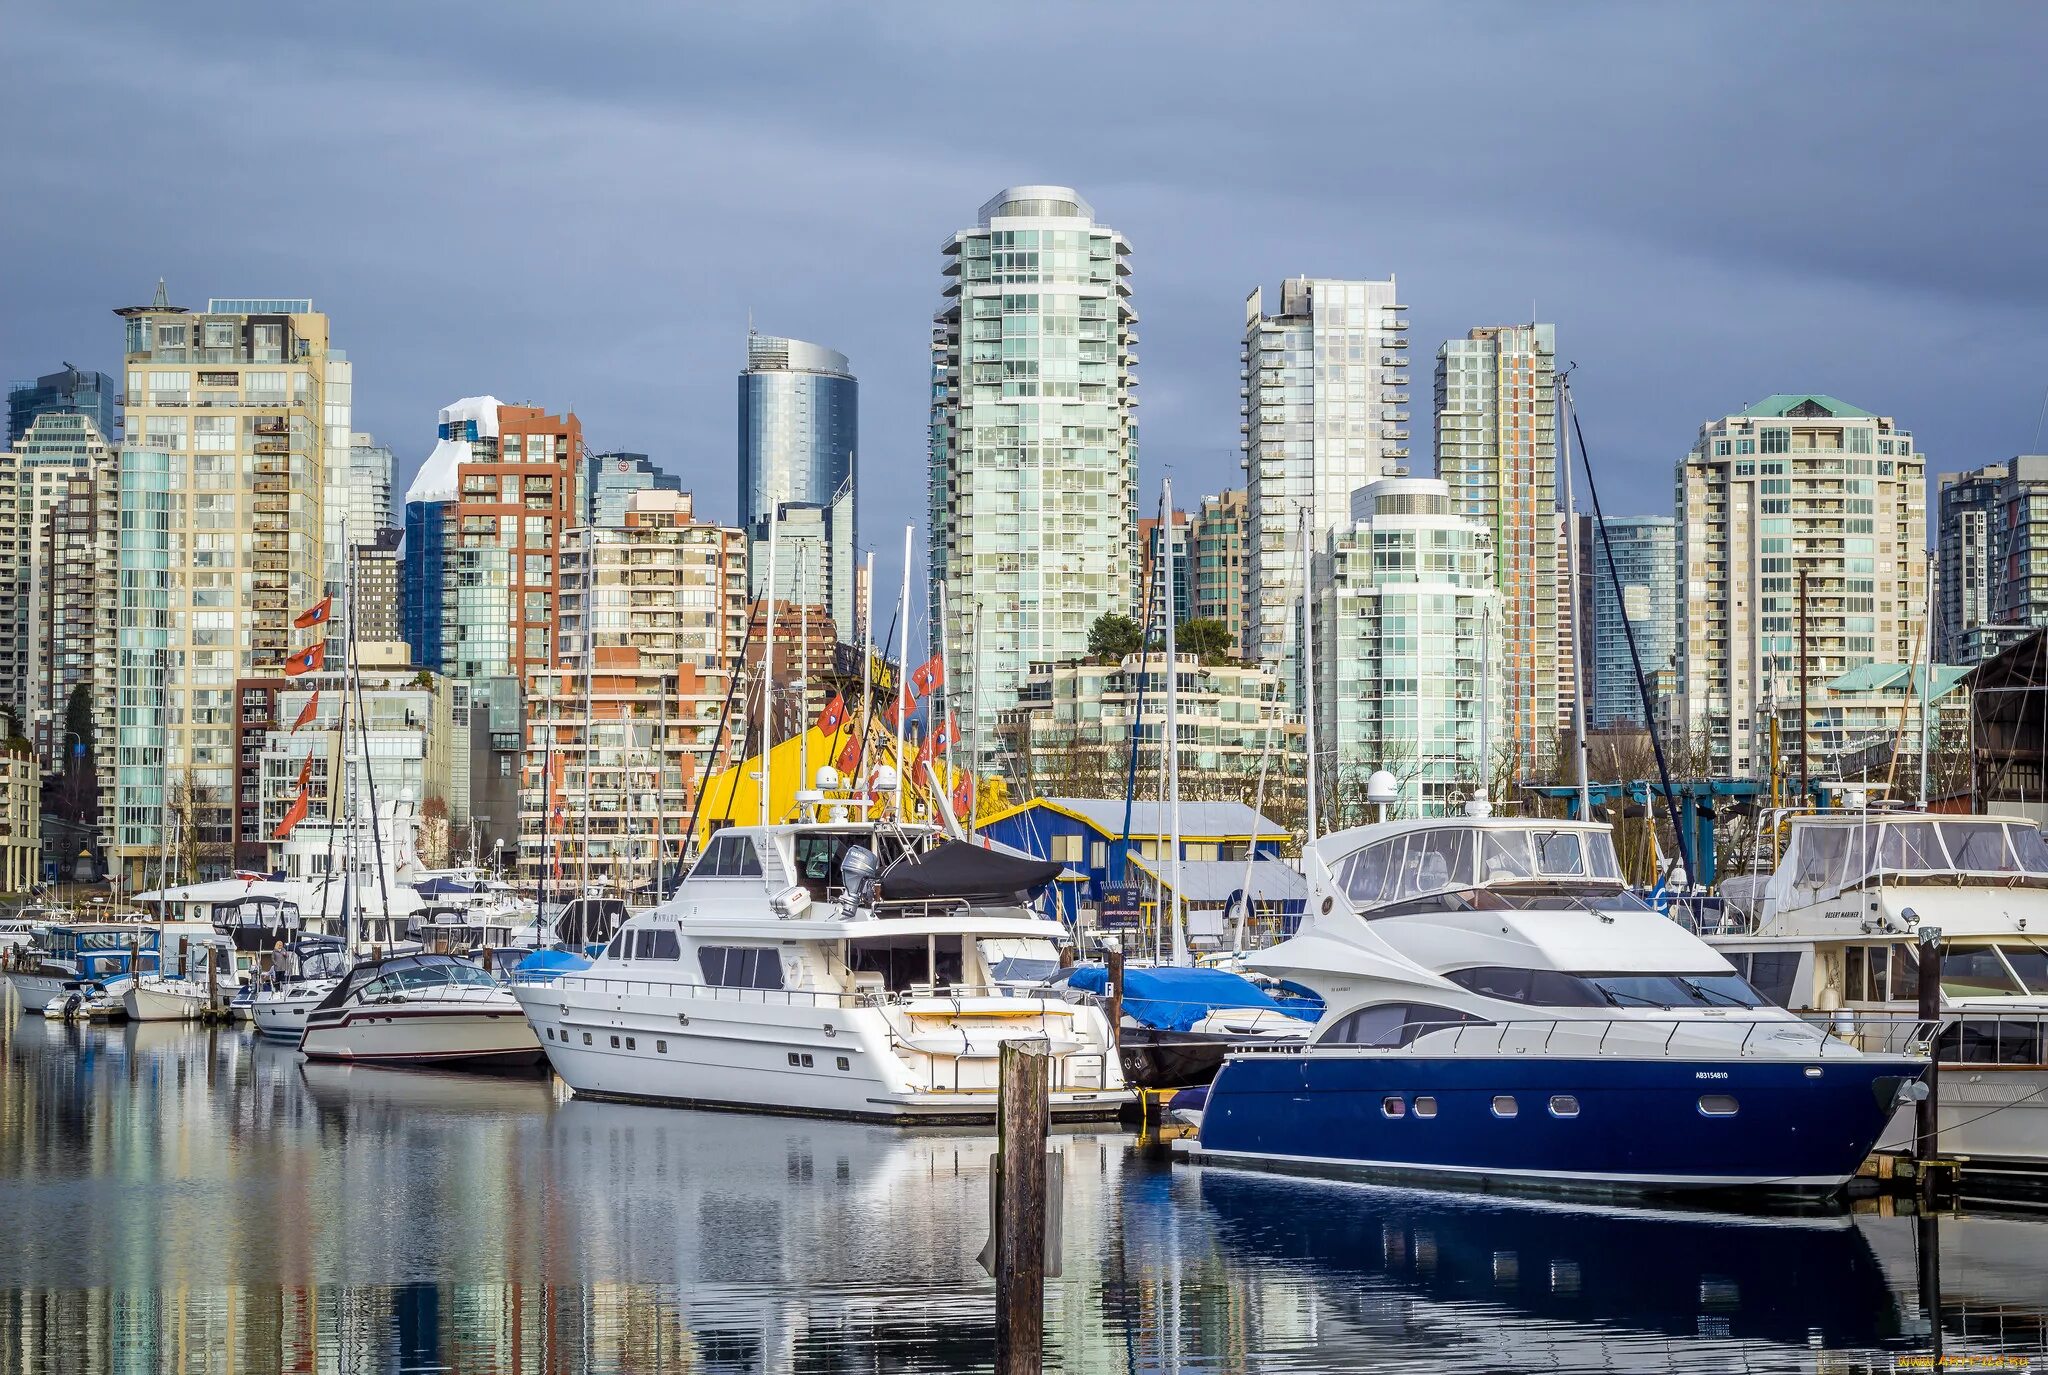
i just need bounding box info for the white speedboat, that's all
[512,816,1131,1123]
[300,953,543,1068]
[1703,809,2048,1167]
[1181,813,1923,1200]
[249,936,352,1041]
[122,931,243,1021]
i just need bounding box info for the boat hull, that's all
[300,1003,543,1069]
[4,972,70,1015]
[251,983,337,1042]
[121,982,215,1022]
[1190,1052,1921,1198]
[1118,1028,1240,1090]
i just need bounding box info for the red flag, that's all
[910,654,944,698]
[295,755,313,789]
[884,691,913,729]
[931,713,957,755]
[836,732,861,775]
[953,776,971,815]
[283,643,325,677]
[291,691,320,732]
[294,596,333,629]
[271,788,309,840]
[816,693,847,735]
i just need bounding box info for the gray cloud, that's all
[5,1,2045,612]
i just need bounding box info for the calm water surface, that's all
[3,1013,2047,1373]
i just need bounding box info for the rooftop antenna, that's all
[151,278,169,309]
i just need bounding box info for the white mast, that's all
[1163,480,1186,967]
[970,599,982,833]
[797,544,810,793]
[895,525,912,819]
[1300,505,1319,842]
[338,515,358,952]
[582,525,595,893]
[859,549,875,803]
[937,575,954,793]
[1918,576,1936,809]
[760,508,779,828]
[1235,743,1273,955]
[1559,377,1591,819]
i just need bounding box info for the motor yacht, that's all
[121,930,243,1021]
[0,905,66,954]
[248,936,351,1041]
[3,921,216,1017]
[300,952,543,1068]
[512,818,1131,1123]
[1180,814,1924,1199]
[1701,810,2048,1167]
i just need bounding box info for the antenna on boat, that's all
[1557,369,1592,821]
[761,507,779,828]
[895,524,912,821]
[1164,477,1187,968]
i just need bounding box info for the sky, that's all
[5,2,2047,606]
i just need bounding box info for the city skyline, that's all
[5,5,2045,610]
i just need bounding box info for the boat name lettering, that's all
[1694,1071,1729,1080]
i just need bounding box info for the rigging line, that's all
[849,597,903,786]
[1565,375,1698,886]
[2032,375,2048,453]
[1117,488,1167,883]
[680,587,764,876]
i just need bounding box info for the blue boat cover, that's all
[415,877,480,898]
[515,949,592,976]
[1064,964,1321,1033]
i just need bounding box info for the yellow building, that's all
[2,743,38,893]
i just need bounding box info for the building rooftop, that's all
[1737,394,1876,419]
[1825,662,1971,700]
[744,333,852,379]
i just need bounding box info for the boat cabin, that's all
[1324,819,1633,916]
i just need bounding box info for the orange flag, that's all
[283,643,325,677]
[294,596,333,629]
[817,693,847,735]
[272,788,309,840]
[292,690,320,732]
[836,731,862,775]
[295,755,313,789]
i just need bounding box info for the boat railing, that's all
[523,971,1093,1014]
[1799,1008,2047,1065]
[1225,1014,1933,1061]
[358,983,516,1007]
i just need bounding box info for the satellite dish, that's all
[815,765,840,791]
[1365,770,1400,805]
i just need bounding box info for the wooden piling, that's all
[995,1039,1049,1375]
[1104,945,1124,1052]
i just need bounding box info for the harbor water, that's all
[3,1012,2047,1373]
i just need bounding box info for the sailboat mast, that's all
[338,515,358,953]
[1300,505,1319,842]
[895,525,912,819]
[798,545,810,794]
[583,526,595,894]
[761,509,779,828]
[1164,479,1186,967]
[858,550,875,800]
[1559,375,1591,819]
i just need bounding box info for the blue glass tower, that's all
[9,365,119,446]
[1588,515,1677,729]
[738,334,856,623]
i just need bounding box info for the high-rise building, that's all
[1677,394,1928,776]
[1242,276,1411,695]
[739,333,856,630]
[585,450,681,529]
[1435,323,1561,772]
[1936,456,2048,664]
[0,412,118,807]
[750,486,856,643]
[112,290,346,884]
[1138,510,1191,638]
[930,186,1138,762]
[401,395,581,688]
[1191,489,1250,657]
[8,365,119,447]
[1320,478,1501,821]
[525,489,748,891]
[352,530,403,645]
[1586,515,1677,730]
[348,431,396,539]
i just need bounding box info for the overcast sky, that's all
[6,2,2046,605]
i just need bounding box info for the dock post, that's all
[207,954,219,1019]
[1916,923,1943,1202]
[995,1039,1049,1375]
[1104,944,1124,1051]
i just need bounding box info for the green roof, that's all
[1739,394,1875,419]
[1826,663,1971,700]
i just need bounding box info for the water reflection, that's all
[3,1012,2048,1372]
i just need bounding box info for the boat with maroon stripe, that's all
[299,952,543,1069]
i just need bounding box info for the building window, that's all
[1760,427,1790,454]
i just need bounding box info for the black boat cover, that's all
[877,840,1063,904]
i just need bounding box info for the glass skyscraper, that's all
[738,334,856,625]
[930,186,1138,764]
[8,365,119,447]
[585,450,681,529]
[1587,515,1676,730]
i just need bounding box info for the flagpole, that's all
[338,515,357,953]
[896,525,912,820]
[937,576,953,801]
[798,545,810,795]
[858,550,874,803]
[583,525,595,895]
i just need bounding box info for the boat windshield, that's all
[1784,820,2048,893]
[1334,826,1624,911]
[978,937,1061,984]
[356,957,498,999]
[1942,943,2048,998]
[1447,966,1768,1008]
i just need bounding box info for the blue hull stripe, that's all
[1196,1054,1919,1190]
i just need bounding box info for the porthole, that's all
[1699,1094,1739,1117]
[800,1053,814,1068]
[1381,1096,1405,1118]
[1549,1095,1579,1118]
[610,1035,620,1049]
[787,1052,801,1066]
[1414,1096,1438,1118]
[625,1037,636,1051]
[656,1040,668,1054]
[836,1056,850,1071]
[582,1032,592,1046]
[1491,1095,1518,1118]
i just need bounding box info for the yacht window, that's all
[1445,967,1605,1008]
[1549,1095,1580,1118]
[697,945,785,990]
[1413,1096,1438,1118]
[691,833,764,879]
[1340,841,1394,905]
[978,937,1060,985]
[643,928,681,961]
[1878,823,1946,873]
[1491,1095,1518,1118]
[1480,832,1535,882]
[1746,951,1804,1007]
[2002,944,2048,997]
[793,834,853,899]
[1790,829,1844,887]
[1698,1095,1740,1117]
[1865,945,1890,1002]
[1400,829,1473,900]
[2009,826,2048,874]
[1533,831,1584,876]
[1582,974,1766,1009]
[606,932,630,959]
[1320,1002,1485,1048]
[1844,946,1864,1002]
[1941,946,2024,998]
[1944,823,2016,873]
[1889,945,1920,1002]
[1583,832,1623,881]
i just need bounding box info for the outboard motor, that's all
[838,846,881,917]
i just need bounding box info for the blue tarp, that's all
[415,877,481,898]
[1063,964,1322,1034]
[514,949,592,977]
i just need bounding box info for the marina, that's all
[4,1012,2048,1372]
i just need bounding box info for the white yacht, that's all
[1181,814,1923,1199]
[121,930,243,1021]
[1702,809,2048,1167]
[300,952,543,1068]
[512,819,1131,1123]
[248,936,352,1041]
